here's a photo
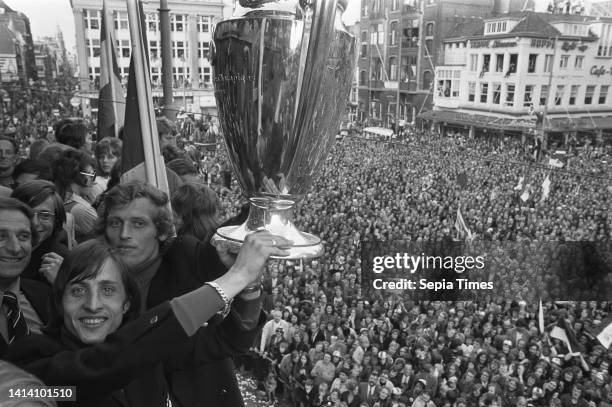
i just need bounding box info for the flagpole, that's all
[103,1,120,138]
[126,0,165,190]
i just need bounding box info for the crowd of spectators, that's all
[1,82,612,406]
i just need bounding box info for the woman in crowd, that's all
[93,137,122,194]
[51,149,97,241]
[171,182,221,244]
[11,180,68,284]
[5,235,285,406]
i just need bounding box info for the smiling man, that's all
[96,181,277,406]
[0,198,52,355]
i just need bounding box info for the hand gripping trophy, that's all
[211,0,357,258]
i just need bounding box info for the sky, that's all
[4,0,362,53]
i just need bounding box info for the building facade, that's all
[70,0,234,117]
[0,0,37,83]
[426,11,612,144]
[356,0,506,130]
[357,0,425,128]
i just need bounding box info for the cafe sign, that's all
[590,65,612,77]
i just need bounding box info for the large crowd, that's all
[0,78,611,407]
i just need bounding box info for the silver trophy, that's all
[211,0,356,258]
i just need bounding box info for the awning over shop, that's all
[419,110,612,132]
[419,110,537,131]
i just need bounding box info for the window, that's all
[482,54,490,72]
[147,13,159,32]
[360,70,367,85]
[173,66,190,85]
[198,42,210,59]
[86,39,100,58]
[544,55,553,73]
[149,40,159,59]
[539,85,549,106]
[569,85,579,105]
[401,56,416,82]
[371,24,384,45]
[468,82,476,102]
[470,55,478,72]
[114,11,128,30]
[425,22,434,37]
[559,55,569,69]
[495,54,504,72]
[575,55,583,69]
[389,22,398,46]
[119,40,130,58]
[452,80,460,97]
[524,85,534,106]
[198,66,211,85]
[171,14,185,32]
[84,10,100,30]
[437,79,451,97]
[599,85,609,104]
[392,0,399,10]
[554,85,565,105]
[423,71,433,90]
[505,84,515,106]
[492,83,501,104]
[585,85,595,104]
[197,16,211,33]
[507,54,517,75]
[389,57,397,80]
[480,82,488,103]
[151,67,160,84]
[527,54,537,73]
[361,1,368,17]
[88,66,100,81]
[361,31,368,57]
[172,41,187,59]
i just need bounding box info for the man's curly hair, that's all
[95,181,175,253]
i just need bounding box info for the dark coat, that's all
[146,236,266,407]
[0,278,51,356]
[5,303,245,407]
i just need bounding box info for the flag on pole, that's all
[97,0,125,141]
[538,299,545,334]
[550,318,583,354]
[121,0,169,196]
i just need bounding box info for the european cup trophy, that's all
[211,0,356,258]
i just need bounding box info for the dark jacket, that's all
[5,303,244,407]
[147,236,266,407]
[0,278,51,356]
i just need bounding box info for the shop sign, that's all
[590,65,612,77]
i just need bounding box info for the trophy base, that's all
[211,196,324,259]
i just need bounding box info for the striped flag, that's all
[120,0,169,195]
[97,0,125,140]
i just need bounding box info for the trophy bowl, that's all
[211,0,356,259]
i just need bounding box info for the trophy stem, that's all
[212,196,324,259]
